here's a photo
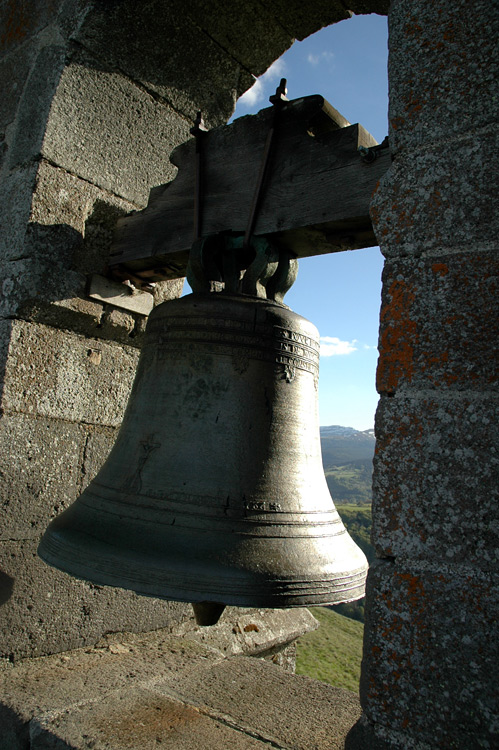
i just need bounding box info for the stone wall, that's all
[1,0,496,748]
[351,1,498,747]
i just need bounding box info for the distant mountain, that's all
[320,425,375,465]
[320,425,374,438]
[320,425,375,505]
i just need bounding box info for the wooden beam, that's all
[109,95,389,280]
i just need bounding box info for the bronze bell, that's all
[38,238,368,625]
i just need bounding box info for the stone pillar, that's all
[350,1,499,747]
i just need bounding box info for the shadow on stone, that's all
[0,569,14,606]
[0,702,31,750]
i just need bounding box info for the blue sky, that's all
[232,14,389,431]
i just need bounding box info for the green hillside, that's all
[320,427,375,505]
[336,504,374,563]
[296,606,364,692]
[294,432,373,692]
[325,459,372,505]
[330,504,374,623]
[320,433,375,467]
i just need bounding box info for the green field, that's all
[296,606,364,692]
[336,504,374,563]
[325,460,373,505]
[294,505,372,692]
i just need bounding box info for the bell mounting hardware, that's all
[107,87,390,288]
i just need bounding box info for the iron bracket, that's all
[358,135,390,163]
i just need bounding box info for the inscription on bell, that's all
[244,500,282,512]
[275,326,318,350]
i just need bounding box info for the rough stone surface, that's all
[371,129,499,255]
[0,41,38,128]
[1,160,149,341]
[5,415,115,517]
[0,162,38,263]
[176,607,318,661]
[260,639,297,673]
[387,0,499,153]
[73,0,254,127]
[0,413,85,540]
[0,613,319,747]
[31,689,272,750]
[98,307,136,341]
[0,1,67,56]
[360,559,499,749]
[152,278,186,307]
[55,0,94,42]
[0,317,11,376]
[1,230,90,323]
[346,0,390,13]
[373,394,499,564]
[346,713,434,750]
[0,631,220,750]
[0,319,139,426]
[29,160,136,257]
[0,539,191,661]
[181,0,294,77]
[7,44,67,169]
[79,424,117,492]
[161,655,362,749]
[14,294,106,341]
[376,250,499,394]
[260,0,351,41]
[361,2,499,747]
[0,132,7,171]
[41,51,191,206]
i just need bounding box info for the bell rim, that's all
[38,526,367,609]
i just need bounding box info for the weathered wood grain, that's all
[110,95,389,280]
[87,275,154,314]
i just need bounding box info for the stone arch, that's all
[1,0,389,331]
[1,1,496,748]
[0,0,388,658]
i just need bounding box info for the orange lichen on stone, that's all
[432,189,443,203]
[404,17,423,36]
[397,573,426,615]
[421,350,449,376]
[396,208,415,229]
[431,263,449,276]
[390,116,405,131]
[403,90,424,117]
[377,280,417,392]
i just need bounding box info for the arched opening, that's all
[3,1,495,747]
[226,13,388,690]
[0,0,390,661]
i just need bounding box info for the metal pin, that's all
[190,111,208,241]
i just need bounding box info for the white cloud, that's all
[238,78,264,107]
[265,57,286,79]
[307,51,335,66]
[238,57,287,109]
[320,337,358,356]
